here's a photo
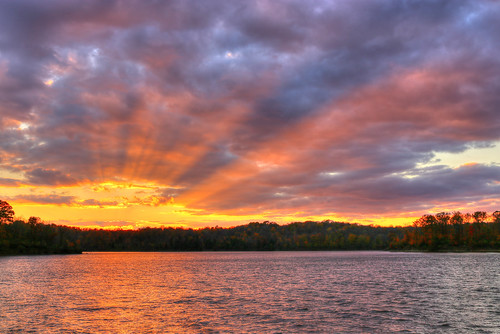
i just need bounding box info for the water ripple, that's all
[0,251,499,333]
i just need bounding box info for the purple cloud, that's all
[13,194,76,205]
[0,0,499,219]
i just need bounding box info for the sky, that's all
[0,0,499,229]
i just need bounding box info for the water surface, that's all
[1,251,499,333]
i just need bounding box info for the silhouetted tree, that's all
[0,200,15,222]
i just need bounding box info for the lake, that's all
[0,251,499,333]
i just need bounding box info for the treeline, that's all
[76,221,398,251]
[391,211,500,251]
[1,219,398,254]
[0,200,83,254]
[0,217,83,255]
[1,200,499,254]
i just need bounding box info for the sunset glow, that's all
[0,0,499,228]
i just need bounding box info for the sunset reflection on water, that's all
[1,252,499,333]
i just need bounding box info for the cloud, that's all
[25,168,78,186]
[78,199,120,208]
[0,178,21,187]
[13,194,77,205]
[0,0,499,222]
[121,195,173,207]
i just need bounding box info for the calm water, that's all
[0,251,499,333]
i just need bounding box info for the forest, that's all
[1,200,499,255]
[390,210,500,251]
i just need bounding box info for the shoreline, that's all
[3,249,500,256]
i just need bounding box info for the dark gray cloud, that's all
[25,168,78,186]
[0,0,499,219]
[189,164,500,216]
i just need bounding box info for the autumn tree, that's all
[449,211,464,245]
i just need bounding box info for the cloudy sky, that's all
[1,0,499,228]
